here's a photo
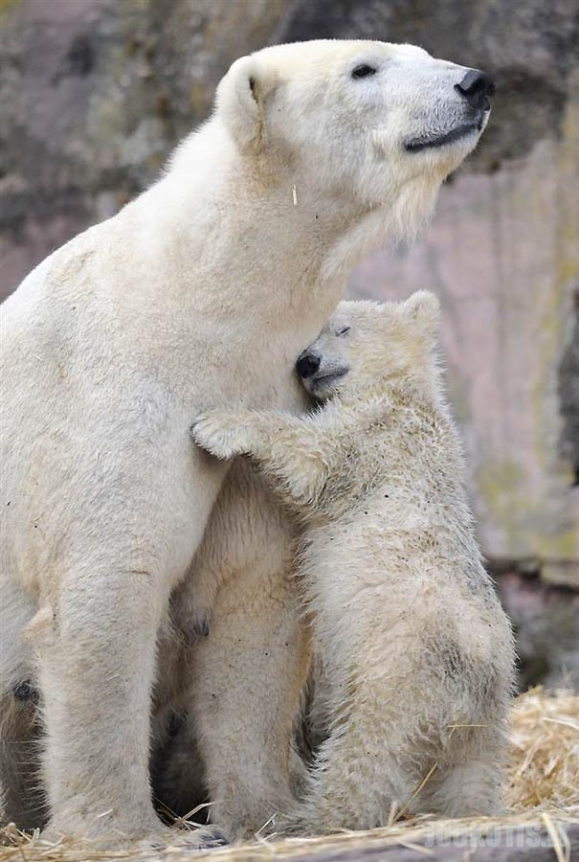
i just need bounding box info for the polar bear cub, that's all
[193,293,515,832]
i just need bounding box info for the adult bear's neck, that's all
[111,123,364,409]
[138,122,365,320]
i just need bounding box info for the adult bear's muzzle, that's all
[454,69,495,112]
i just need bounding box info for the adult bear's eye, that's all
[336,326,351,336]
[351,64,377,80]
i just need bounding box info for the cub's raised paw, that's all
[191,410,254,460]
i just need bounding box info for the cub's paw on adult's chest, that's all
[191,409,260,460]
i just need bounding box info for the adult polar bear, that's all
[0,40,493,841]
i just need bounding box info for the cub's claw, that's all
[196,828,229,848]
[189,613,211,639]
[135,826,230,853]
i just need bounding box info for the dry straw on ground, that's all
[1,687,578,862]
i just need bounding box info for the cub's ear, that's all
[216,55,276,154]
[401,290,440,337]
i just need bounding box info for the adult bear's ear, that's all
[402,290,440,338]
[216,55,276,154]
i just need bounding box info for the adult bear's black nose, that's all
[454,69,495,106]
[296,353,320,379]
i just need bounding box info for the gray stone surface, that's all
[494,568,579,690]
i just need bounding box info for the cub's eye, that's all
[336,326,351,337]
[351,64,377,80]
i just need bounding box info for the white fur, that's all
[193,294,515,833]
[153,460,311,839]
[1,40,487,841]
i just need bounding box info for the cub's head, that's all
[217,40,493,239]
[296,292,441,405]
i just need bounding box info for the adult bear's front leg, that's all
[31,566,168,841]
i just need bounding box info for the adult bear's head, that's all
[216,40,493,250]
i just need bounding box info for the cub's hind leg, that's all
[417,725,507,818]
[287,697,422,834]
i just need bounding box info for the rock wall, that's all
[0,0,290,292]
[1,0,578,588]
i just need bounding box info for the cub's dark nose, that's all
[455,69,495,106]
[296,353,320,379]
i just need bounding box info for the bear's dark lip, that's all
[307,368,350,393]
[404,120,483,154]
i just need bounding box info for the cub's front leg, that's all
[192,409,330,507]
[192,408,294,461]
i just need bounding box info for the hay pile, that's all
[506,686,579,814]
[1,687,578,862]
